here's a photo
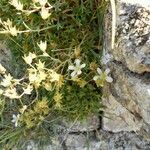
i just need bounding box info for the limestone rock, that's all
[61,116,100,133]
[105,1,150,73]
[65,130,150,150]
[65,133,105,150]
[103,94,143,132]
[97,130,150,150]
[0,42,12,73]
[111,62,150,124]
[103,61,150,137]
[103,0,150,138]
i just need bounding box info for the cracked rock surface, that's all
[106,2,150,74]
[103,0,150,143]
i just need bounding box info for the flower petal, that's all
[97,68,102,74]
[77,70,82,75]
[71,71,76,77]
[15,121,18,127]
[68,65,75,70]
[75,59,81,66]
[105,68,110,74]
[106,76,113,83]
[93,76,99,81]
[80,63,86,68]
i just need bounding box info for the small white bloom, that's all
[38,0,47,6]
[36,60,45,70]
[68,59,86,77]
[20,105,27,114]
[10,0,23,11]
[50,71,60,82]
[9,26,18,36]
[37,40,47,52]
[12,114,20,127]
[0,63,6,74]
[28,68,38,83]
[101,53,113,65]
[37,70,47,81]
[105,68,113,83]
[40,7,51,20]
[1,74,13,87]
[23,85,33,95]
[23,52,36,65]
[0,89,3,95]
[4,87,20,99]
[93,68,102,81]
[2,19,18,36]
[93,68,113,83]
[32,0,39,3]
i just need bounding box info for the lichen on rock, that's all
[103,0,150,140]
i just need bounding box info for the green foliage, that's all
[0,0,109,148]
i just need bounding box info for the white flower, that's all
[40,7,51,20]
[36,60,45,70]
[0,89,3,95]
[32,0,39,3]
[28,68,38,83]
[0,63,6,74]
[101,53,113,64]
[10,0,23,11]
[37,70,47,81]
[12,114,20,127]
[38,0,47,6]
[1,74,13,87]
[9,26,18,36]
[23,85,33,95]
[68,59,86,77]
[2,19,18,36]
[20,105,27,114]
[50,71,60,82]
[4,87,20,99]
[93,68,113,83]
[37,40,47,52]
[23,52,36,65]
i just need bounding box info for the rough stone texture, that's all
[0,42,12,73]
[106,1,150,74]
[60,116,100,133]
[103,0,150,140]
[65,130,150,150]
[98,130,150,150]
[103,94,143,132]
[65,133,104,150]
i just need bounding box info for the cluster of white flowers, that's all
[68,59,113,83]
[0,41,61,100]
[0,19,18,36]
[9,0,53,20]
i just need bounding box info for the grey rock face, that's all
[107,3,150,74]
[65,130,150,150]
[0,42,12,73]
[103,0,150,140]
[60,116,100,133]
[102,131,150,150]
